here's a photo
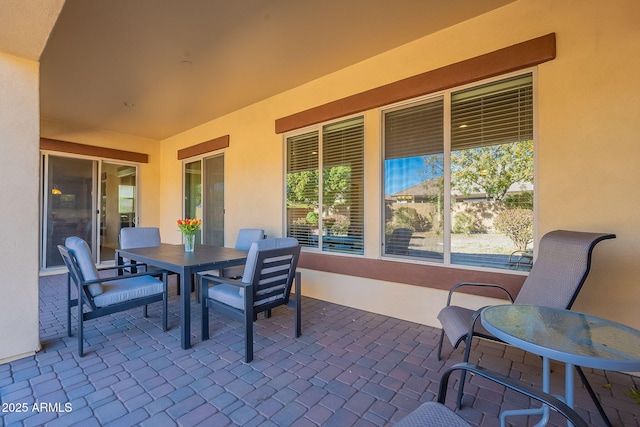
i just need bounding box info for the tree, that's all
[323,166,352,208]
[286,170,318,208]
[451,140,533,201]
[286,165,353,210]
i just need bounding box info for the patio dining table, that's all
[116,243,248,349]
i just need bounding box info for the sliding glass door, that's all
[99,162,137,262]
[184,154,224,246]
[42,154,138,270]
[44,156,95,269]
[203,155,224,246]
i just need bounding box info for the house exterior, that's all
[2,0,639,364]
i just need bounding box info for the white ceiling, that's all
[36,0,515,140]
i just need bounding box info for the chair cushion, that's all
[235,228,265,251]
[119,227,161,249]
[207,283,244,310]
[65,236,103,296]
[241,237,299,284]
[394,402,470,427]
[92,275,164,307]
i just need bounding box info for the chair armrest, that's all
[439,363,588,427]
[98,263,148,272]
[201,274,247,288]
[82,269,168,286]
[446,282,514,306]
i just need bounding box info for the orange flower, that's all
[177,218,202,235]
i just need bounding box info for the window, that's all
[286,116,364,255]
[383,73,534,271]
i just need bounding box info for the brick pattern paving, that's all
[1,273,638,426]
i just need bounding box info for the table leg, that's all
[500,356,550,427]
[565,363,575,427]
[180,270,191,349]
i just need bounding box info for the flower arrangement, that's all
[177,218,202,235]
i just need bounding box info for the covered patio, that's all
[1,274,638,426]
[2,0,640,425]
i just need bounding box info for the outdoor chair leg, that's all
[294,272,302,337]
[455,334,473,409]
[576,366,612,427]
[436,330,445,361]
[67,275,72,337]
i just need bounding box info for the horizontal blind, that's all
[322,116,364,254]
[286,131,319,247]
[287,131,319,173]
[451,74,533,151]
[384,98,444,160]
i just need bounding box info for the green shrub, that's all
[452,212,476,234]
[305,211,319,226]
[394,206,430,232]
[494,208,533,250]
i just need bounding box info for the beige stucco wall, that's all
[159,0,640,330]
[0,52,41,362]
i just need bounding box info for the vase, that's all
[184,234,195,252]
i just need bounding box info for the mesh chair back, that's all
[515,230,615,309]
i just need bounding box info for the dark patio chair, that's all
[436,230,615,423]
[394,362,587,427]
[59,236,168,356]
[201,237,301,362]
[200,228,265,279]
[386,227,412,255]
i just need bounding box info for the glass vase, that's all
[184,233,195,252]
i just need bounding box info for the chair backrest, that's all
[59,237,104,305]
[515,230,615,309]
[235,228,265,250]
[242,238,300,308]
[387,227,412,255]
[119,227,161,249]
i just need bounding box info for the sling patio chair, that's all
[436,230,615,424]
[201,237,301,362]
[394,362,587,427]
[59,236,168,356]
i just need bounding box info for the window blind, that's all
[286,131,319,247]
[451,74,533,151]
[384,98,444,160]
[322,116,365,253]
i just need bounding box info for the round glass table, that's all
[481,305,640,426]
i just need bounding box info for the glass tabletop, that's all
[481,305,640,371]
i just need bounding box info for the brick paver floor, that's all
[1,273,638,426]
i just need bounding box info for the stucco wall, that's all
[159,0,640,330]
[0,52,41,362]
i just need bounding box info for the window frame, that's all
[284,114,365,256]
[380,69,536,272]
